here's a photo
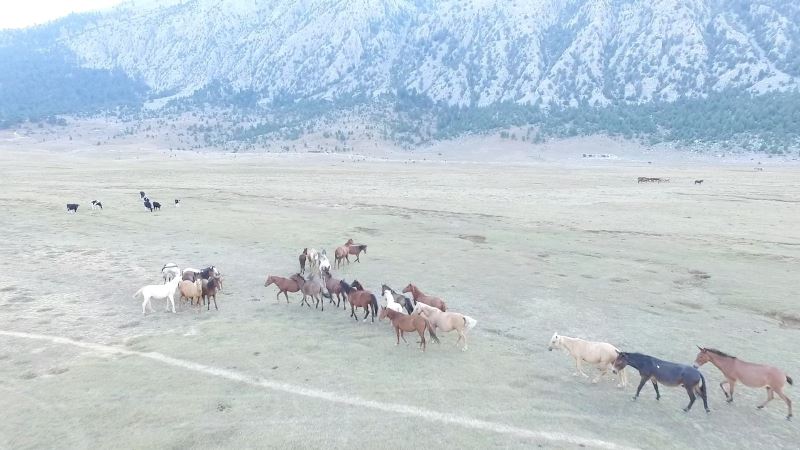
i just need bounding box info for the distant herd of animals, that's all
[65,191,180,213]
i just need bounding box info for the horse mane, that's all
[705,348,736,359]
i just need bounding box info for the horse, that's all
[340,280,378,322]
[152,201,161,211]
[299,248,308,274]
[264,275,300,303]
[547,333,627,387]
[90,200,103,210]
[381,284,413,314]
[693,347,792,419]
[161,263,180,283]
[334,244,350,268]
[139,191,146,199]
[318,250,331,273]
[323,271,347,308]
[201,276,222,311]
[411,302,476,351]
[612,352,709,413]
[306,248,321,273]
[143,199,153,212]
[66,203,79,213]
[133,276,180,315]
[183,266,219,281]
[291,274,325,311]
[694,179,704,185]
[382,289,406,314]
[379,308,439,351]
[174,199,180,207]
[402,283,447,311]
[348,244,367,262]
[179,279,204,309]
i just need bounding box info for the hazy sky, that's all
[0,0,124,29]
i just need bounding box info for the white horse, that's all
[382,289,407,314]
[412,302,477,351]
[547,332,627,387]
[162,263,180,283]
[133,276,180,315]
[318,250,331,273]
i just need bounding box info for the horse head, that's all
[547,332,560,351]
[351,280,364,291]
[402,284,414,294]
[611,352,629,373]
[693,346,710,368]
[264,276,274,287]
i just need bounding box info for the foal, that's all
[613,352,709,413]
[694,347,792,419]
[379,308,439,351]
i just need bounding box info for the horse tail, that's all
[132,287,144,299]
[463,315,477,330]
[424,316,440,344]
[698,372,707,397]
[370,293,378,318]
[787,375,794,386]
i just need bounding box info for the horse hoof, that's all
[705,409,711,414]
[631,397,637,401]
[683,408,689,413]
[787,415,792,421]
[726,399,733,404]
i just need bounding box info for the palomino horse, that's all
[264,275,301,303]
[694,347,793,419]
[291,273,326,311]
[299,248,308,274]
[161,263,180,283]
[179,279,204,309]
[613,352,709,413]
[381,284,413,314]
[412,302,476,351]
[323,271,347,309]
[340,280,379,322]
[548,333,627,387]
[402,283,446,311]
[379,308,439,352]
[133,276,180,315]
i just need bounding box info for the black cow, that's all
[143,198,153,212]
[152,201,161,211]
[66,203,79,213]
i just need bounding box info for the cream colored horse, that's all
[412,302,476,351]
[547,332,627,387]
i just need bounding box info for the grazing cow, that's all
[90,200,103,210]
[152,201,161,211]
[66,203,79,213]
[174,199,180,207]
[694,179,704,185]
[143,198,153,212]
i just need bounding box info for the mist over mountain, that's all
[2,0,799,152]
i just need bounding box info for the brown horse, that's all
[402,283,447,311]
[264,275,300,303]
[323,271,347,309]
[334,244,350,269]
[347,244,367,262]
[291,273,325,311]
[694,347,793,419]
[379,308,439,351]
[299,248,308,274]
[340,280,378,322]
[201,276,221,311]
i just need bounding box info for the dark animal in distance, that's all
[66,203,79,213]
[143,198,153,212]
[90,200,103,210]
[613,352,709,413]
[299,248,308,274]
[174,199,180,207]
[139,191,146,199]
[694,180,704,185]
[152,201,161,211]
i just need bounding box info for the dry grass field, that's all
[0,147,798,449]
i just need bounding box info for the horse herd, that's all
[129,237,793,421]
[65,190,180,213]
[548,333,793,419]
[266,241,478,353]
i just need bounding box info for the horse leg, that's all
[683,386,697,412]
[633,376,648,400]
[593,365,608,384]
[720,380,731,401]
[169,293,176,314]
[419,329,425,352]
[400,331,408,344]
[362,307,369,322]
[651,380,661,401]
[142,296,149,315]
[395,327,400,346]
[212,295,218,311]
[318,294,323,311]
[757,387,774,410]
[351,304,358,321]
[574,358,588,378]
[773,388,792,419]
[726,379,736,403]
[284,291,290,303]
[460,329,468,351]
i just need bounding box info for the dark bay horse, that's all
[613,352,709,413]
[340,280,378,322]
[348,244,367,262]
[694,347,792,419]
[379,308,439,351]
[264,275,300,303]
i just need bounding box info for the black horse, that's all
[613,352,709,413]
[66,203,79,213]
[143,198,153,212]
[152,201,161,211]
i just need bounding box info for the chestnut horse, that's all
[379,308,439,351]
[340,280,378,322]
[402,283,447,311]
[694,347,793,419]
[348,244,367,262]
[264,275,300,303]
